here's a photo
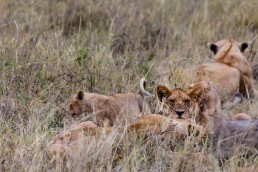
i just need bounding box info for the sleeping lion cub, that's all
[127,114,206,141]
[68,78,151,126]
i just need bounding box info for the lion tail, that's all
[214,40,232,62]
[140,78,152,97]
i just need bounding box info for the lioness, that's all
[156,83,258,162]
[156,81,231,133]
[156,81,217,120]
[199,39,258,101]
[47,121,99,160]
[156,82,253,132]
[188,81,221,117]
[68,78,152,126]
[127,114,205,141]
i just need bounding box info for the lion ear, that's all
[209,43,218,54]
[240,42,248,52]
[186,86,205,103]
[77,91,84,100]
[156,85,172,102]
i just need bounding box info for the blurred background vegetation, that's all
[0,0,258,171]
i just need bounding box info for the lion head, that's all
[156,84,207,120]
[209,39,248,59]
[68,91,93,118]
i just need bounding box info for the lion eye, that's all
[184,99,190,105]
[169,99,175,105]
[69,105,73,110]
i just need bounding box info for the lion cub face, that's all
[69,91,92,118]
[156,85,205,119]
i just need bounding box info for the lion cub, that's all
[156,81,253,134]
[47,121,99,160]
[199,39,258,102]
[156,81,225,133]
[127,114,206,141]
[68,78,152,126]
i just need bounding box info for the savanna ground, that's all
[1,0,258,171]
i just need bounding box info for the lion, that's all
[50,121,100,145]
[156,82,252,133]
[156,83,258,162]
[198,39,258,103]
[188,81,221,117]
[156,82,225,133]
[47,121,100,160]
[198,63,241,104]
[127,114,205,141]
[68,78,152,126]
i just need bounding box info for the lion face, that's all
[68,91,92,118]
[156,85,206,120]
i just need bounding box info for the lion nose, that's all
[175,110,185,117]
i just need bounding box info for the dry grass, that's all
[0,0,258,171]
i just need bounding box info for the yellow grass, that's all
[0,0,258,171]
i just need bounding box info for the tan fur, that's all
[47,121,99,159]
[127,114,205,141]
[198,63,240,102]
[156,86,197,120]
[201,39,258,100]
[47,143,71,160]
[188,81,224,134]
[188,81,221,117]
[213,39,257,98]
[51,121,99,145]
[68,79,151,126]
[231,113,251,121]
[196,39,258,111]
[156,82,223,133]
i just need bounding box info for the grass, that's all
[0,0,258,171]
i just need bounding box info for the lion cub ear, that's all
[186,86,205,103]
[240,42,248,52]
[209,43,218,54]
[77,91,84,100]
[156,85,172,102]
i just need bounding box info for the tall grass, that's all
[0,0,258,171]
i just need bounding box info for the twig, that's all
[13,20,19,46]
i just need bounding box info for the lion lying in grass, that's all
[198,39,258,104]
[127,114,206,142]
[156,81,219,133]
[156,81,251,133]
[156,82,258,162]
[68,78,151,126]
[47,121,100,160]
